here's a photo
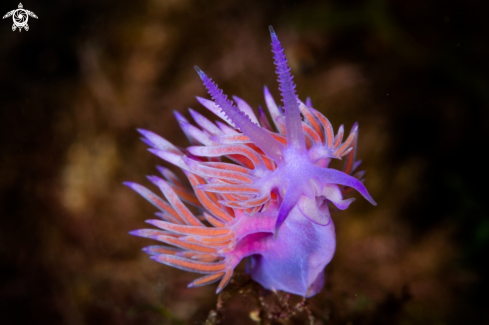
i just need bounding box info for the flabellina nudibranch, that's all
[126,26,376,297]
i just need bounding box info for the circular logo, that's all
[3,3,38,32]
[13,9,28,28]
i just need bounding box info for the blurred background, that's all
[1,0,488,324]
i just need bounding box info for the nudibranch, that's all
[126,27,376,297]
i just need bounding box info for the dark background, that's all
[1,0,488,324]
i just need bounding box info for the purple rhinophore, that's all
[126,26,376,297]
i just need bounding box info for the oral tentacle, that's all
[314,167,377,206]
[274,184,303,234]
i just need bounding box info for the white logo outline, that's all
[3,3,38,32]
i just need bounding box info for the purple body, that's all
[127,26,376,297]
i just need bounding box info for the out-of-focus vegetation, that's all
[0,0,488,324]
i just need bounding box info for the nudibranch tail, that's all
[127,26,376,297]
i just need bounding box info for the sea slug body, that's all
[126,26,376,297]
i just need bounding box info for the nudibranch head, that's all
[126,26,376,297]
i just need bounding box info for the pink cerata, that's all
[126,26,376,297]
